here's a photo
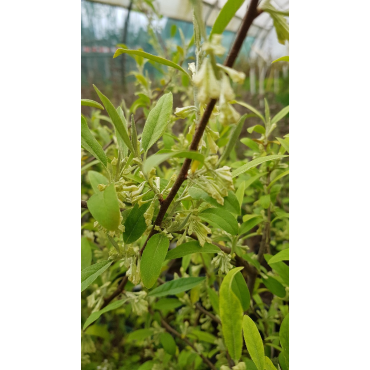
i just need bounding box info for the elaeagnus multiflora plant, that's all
[81,0,289,369]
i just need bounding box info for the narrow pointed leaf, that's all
[232,101,265,123]
[116,107,128,157]
[231,271,251,311]
[83,299,126,329]
[189,188,240,215]
[272,56,289,63]
[265,356,278,370]
[232,155,287,178]
[141,234,170,289]
[199,208,238,235]
[81,99,104,110]
[81,237,92,270]
[210,0,245,37]
[268,170,289,189]
[262,276,286,298]
[93,85,135,153]
[239,216,263,236]
[220,267,244,363]
[218,114,249,163]
[141,93,173,152]
[207,288,220,315]
[242,315,265,370]
[123,203,150,244]
[272,106,289,124]
[88,171,109,193]
[147,277,205,297]
[143,150,203,175]
[87,184,120,231]
[268,249,289,264]
[81,260,112,292]
[160,332,177,355]
[81,115,107,167]
[114,48,189,75]
[165,241,219,260]
[280,314,289,369]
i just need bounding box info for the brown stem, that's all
[157,312,217,370]
[195,302,221,324]
[140,0,261,255]
[100,275,128,310]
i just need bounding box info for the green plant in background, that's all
[81,0,289,369]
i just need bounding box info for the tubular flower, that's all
[188,215,211,246]
[203,34,226,56]
[144,198,156,226]
[217,64,246,84]
[205,126,220,154]
[125,291,148,315]
[212,252,233,275]
[175,105,197,119]
[126,256,141,285]
[214,166,234,191]
[192,58,221,104]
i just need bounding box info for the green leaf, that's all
[165,241,219,260]
[93,85,135,153]
[81,260,112,292]
[123,203,150,244]
[262,276,286,298]
[264,98,270,124]
[153,298,183,311]
[81,99,104,110]
[242,315,265,370]
[240,137,260,152]
[116,107,129,157]
[231,271,250,311]
[232,101,265,123]
[245,172,268,189]
[141,93,173,152]
[244,359,258,370]
[210,0,245,37]
[88,171,109,193]
[147,277,205,297]
[264,253,288,281]
[87,184,120,231]
[261,1,289,44]
[143,150,203,175]
[279,351,288,370]
[114,49,189,75]
[188,188,240,215]
[160,332,177,355]
[138,361,156,370]
[81,115,107,168]
[220,267,244,363]
[268,170,289,189]
[130,115,139,156]
[239,216,263,236]
[277,137,289,153]
[280,314,289,369]
[247,125,266,135]
[272,56,289,63]
[199,208,238,235]
[272,106,289,124]
[81,237,92,270]
[259,194,271,209]
[218,114,249,163]
[207,288,220,315]
[170,24,177,37]
[232,155,287,178]
[85,324,110,339]
[141,234,170,289]
[83,299,126,329]
[126,328,154,343]
[268,249,289,264]
[235,181,246,207]
[265,356,278,370]
[189,329,217,344]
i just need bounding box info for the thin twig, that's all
[195,302,221,324]
[100,276,128,310]
[157,311,217,370]
[140,0,261,255]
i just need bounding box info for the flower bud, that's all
[97,184,107,192]
[175,105,197,119]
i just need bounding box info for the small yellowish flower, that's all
[212,252,232,275]
[203,34,226,56]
